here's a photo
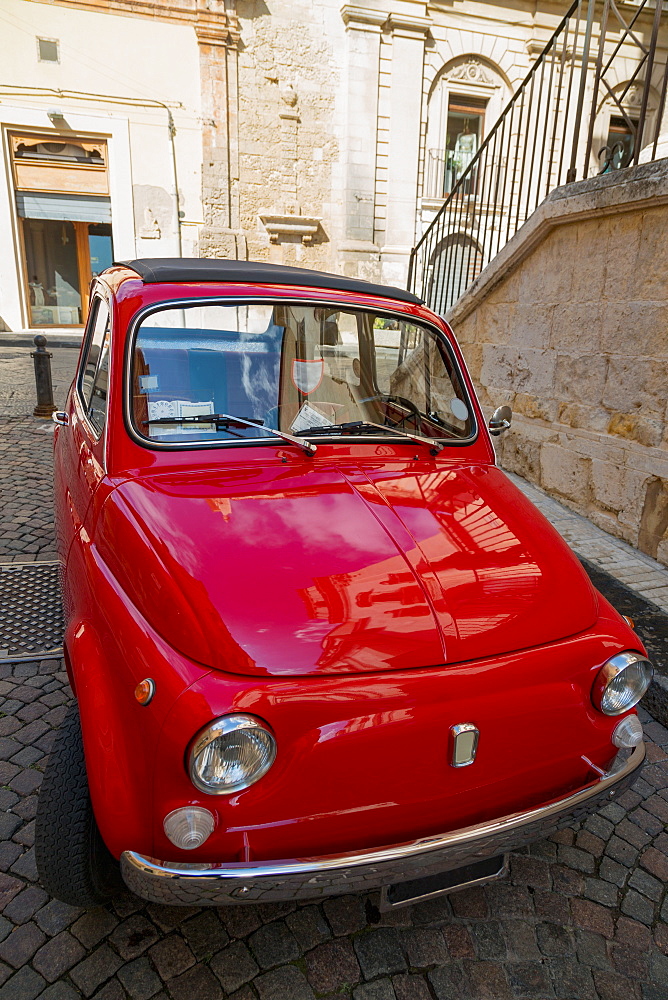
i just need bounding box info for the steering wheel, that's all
[360,393,423,429]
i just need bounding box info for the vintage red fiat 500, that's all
[36,258,652,910]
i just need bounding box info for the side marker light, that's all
[163,806,215,849]
[135,678,155,706]
[612,715,643,748]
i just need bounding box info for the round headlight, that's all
[592,651,653,716]
[188,714,276,794]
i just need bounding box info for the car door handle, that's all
[52,411,69,426]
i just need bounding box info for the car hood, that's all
[98,461,598,676]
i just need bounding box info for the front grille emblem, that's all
[450,723,479,767]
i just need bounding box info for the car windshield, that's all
[130,302,474,446]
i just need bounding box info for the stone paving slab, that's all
[0,655,667,999]
[0,346,79,420]
[507,472,668,615]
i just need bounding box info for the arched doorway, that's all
[427,233,483,314]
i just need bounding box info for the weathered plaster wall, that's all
[449,160,668,566]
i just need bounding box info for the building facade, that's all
[0,0,212,332]
[1,1,661,332]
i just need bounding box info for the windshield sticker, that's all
[291,402,332,433]
[139,375,158,392]
[292,358,324,395]
[449,398,469,421]
[148,399,216,436]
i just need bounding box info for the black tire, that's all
[35,702,123,907]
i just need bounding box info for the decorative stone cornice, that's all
[386,12,431,38]
[39,1,240,46]
[195,0,240,48]
[340,5,387,29]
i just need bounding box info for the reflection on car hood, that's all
[99,462,598,676]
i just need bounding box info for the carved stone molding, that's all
[195,0,240,48]
[49,0,239,45]
[259,212,321,245]
[46,0,240,45]
[340,5,387,29]
[386,12,431,38]
[447,57,495,87]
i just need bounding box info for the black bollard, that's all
[31,334,57,418]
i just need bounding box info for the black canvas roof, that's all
[117,258,423,305]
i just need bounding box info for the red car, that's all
[36,258,651,910]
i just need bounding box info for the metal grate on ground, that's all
[0,560,63,661]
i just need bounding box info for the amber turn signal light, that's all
[135,678,155,706]
[622,615,635,629]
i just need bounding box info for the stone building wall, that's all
[198,0,587,285]
[22,0,663,292]
[448,159,668,566]
[230,0,343,272]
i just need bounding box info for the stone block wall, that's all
[448,160,668,566]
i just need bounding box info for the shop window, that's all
[37,38,59,63]
[11,132,112,327]
[88,223,113,277]
[10,133,108,195]
[444,95,487,195]
[23,219,113,327]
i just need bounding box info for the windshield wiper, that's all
[297,420,443,455]
[144,413,317,456]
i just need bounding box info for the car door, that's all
[56,294,112,560]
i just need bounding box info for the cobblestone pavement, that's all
[0,418,59,564]
[0,652,667,1000]
[0,347,78,420]
[0,347,78,564]
[1,346,668,998]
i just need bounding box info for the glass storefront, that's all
[88,223,114,277]
[11,132,112,327]
[23,219,113,327]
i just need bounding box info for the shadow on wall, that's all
[639,479,668,560]
[446,160,668,568]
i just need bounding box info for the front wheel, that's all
[35,703,123,907]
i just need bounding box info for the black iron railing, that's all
[409,0,668,313]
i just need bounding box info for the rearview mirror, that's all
[488,405,512,437]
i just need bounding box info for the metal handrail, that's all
[409,0,668,312]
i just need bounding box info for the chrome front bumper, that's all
[120,743,644,907]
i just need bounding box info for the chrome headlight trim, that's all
[592,651,653,717]
[188,714,277,795]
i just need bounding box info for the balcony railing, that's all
[409,0,668,313]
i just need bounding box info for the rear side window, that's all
[79,297,111,436]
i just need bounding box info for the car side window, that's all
[78,297,111,437]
